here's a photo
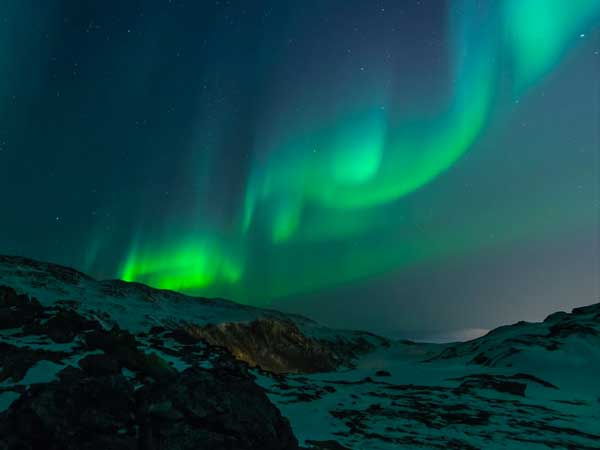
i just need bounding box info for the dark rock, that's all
[149,326,166,334]
[44,309,101,343]
[133,351,178,382]
[0,363,299,450]
[79,353,121,376]
[182,318,339,373]
[85,327,138,353]
[548,322,598,339]
[571,303,600,316]
[211,349,252,379]
[452,374,527,396]
[0,367,137,450]
[0,307,14,329]
[543,311,568,323]
[166,328,199,345]
[375,370,391,377]
[136,366,298,450]
[57,365,85,383]
[511,373,558,390]
[469,347,522,367]
[85,328,177,382]
[471,352,491,366]
[0,343,68,383]
[0,286,43,329]
[0,285,24,307]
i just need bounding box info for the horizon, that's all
[2,251,598,345]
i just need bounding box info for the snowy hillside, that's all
[1,255,599,449]
[0,255,386,373]
[257,301,600,449]
[0,255,367,338]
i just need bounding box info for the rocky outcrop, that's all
[0,285,299,450]
[0,286,44,329]
[0,278,384,447]
[0,364,298,450]
[0,343,68,384]
[179,318,386,374]
[0,255,388,376]
[181,319,339,373]
[136,365,297,450]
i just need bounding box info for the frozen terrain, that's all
[1,255,599,449]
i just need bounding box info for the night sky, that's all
[1,0,599,339]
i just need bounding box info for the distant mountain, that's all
[426,301,600,368]
[1,255,599,450]
[0,255,387,373]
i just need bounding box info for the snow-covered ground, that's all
[255,302,600,449]
[1,254,599,449]
[0,255,376,344]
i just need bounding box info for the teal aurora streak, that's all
[119,0,600,303]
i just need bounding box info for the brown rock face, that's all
[182,318,340,373]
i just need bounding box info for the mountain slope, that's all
[1,255,599,450]
[0,255,386,374]
[0,283,299,450]
[260,304,600,449]
[427,301,600,369]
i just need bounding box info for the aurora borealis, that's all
[1,0,599,336]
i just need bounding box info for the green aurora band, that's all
[119,0,600,304]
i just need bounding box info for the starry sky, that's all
[1,0,599,339]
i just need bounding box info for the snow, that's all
[255,322,600,449]
[0,391,20,413]
[1,255,599,449]
[0,256,337,339]
[18,360,65,385]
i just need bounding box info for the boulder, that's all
[79,353,121,376]
[0,365,299,450]
[137,366,298,450]
[44,309,101,343]
[0,286,43,330]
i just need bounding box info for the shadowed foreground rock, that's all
[0,363,298,450]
